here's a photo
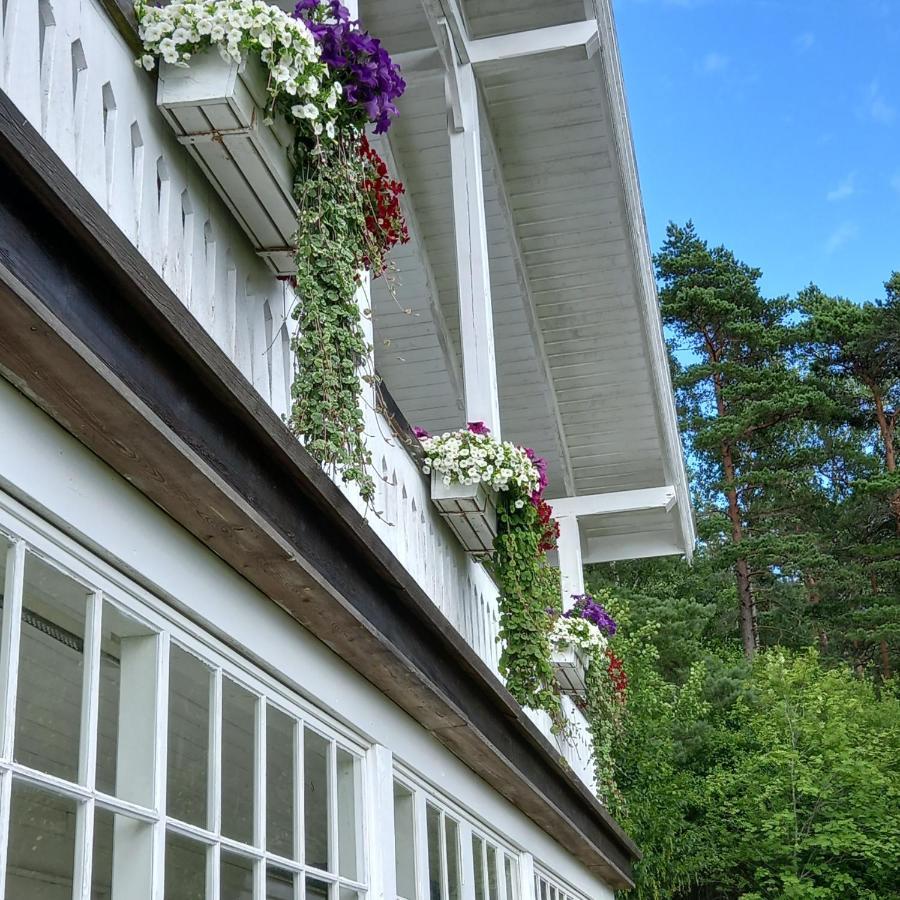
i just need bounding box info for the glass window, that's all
[472,835,486,900]
[167,644,212,827]
[487,844,499,900]
[504,855,519,900]
[267,866,296,899]
[165,830,207,899]
[267,705,296,859]
[14,552,88,781]
[6,780,77,896]
[221,677,256,844]
[426,804,443,900]
[445,815,460,900]
[305,727,331,871]
[337,747,361,880]
[0,512,368,900]
[393,781,416,900]
[221,850,255,900]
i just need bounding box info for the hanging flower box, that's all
[156,48,298,276]
[430,472,498,554]
[551,645,588,696]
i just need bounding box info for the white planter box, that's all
[430,472,497,554]
[551,644,587,696]
[157,49,298,276]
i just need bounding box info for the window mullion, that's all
[294,717,303,870]
[72,797,96,899]
[517,854,536,900]
[413,790,429,900]
[254,696,266,899]
[0,540,25,900]
[151,632,171,898]
[0,540,26,761]
[208,667,223,900]
[78,590,103,789]
[457,820,476,900]
[439,812,450,900]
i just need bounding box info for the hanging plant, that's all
[551,591,627,805]
[136,0,410,501]
[416,423,561,713]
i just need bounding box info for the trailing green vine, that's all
[290,139,374,501]
[493,495,560,713]
[136,0,409,499]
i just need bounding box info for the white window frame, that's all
[0,491,370,900]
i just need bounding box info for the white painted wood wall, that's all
[0,0,597,795]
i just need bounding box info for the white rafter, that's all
[549,486,678,519]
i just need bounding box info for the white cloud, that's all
[825,222,859,254]
[794,32,815,52]
[864,79,896,124]
[826,172,856,202]
[700,51,729,74]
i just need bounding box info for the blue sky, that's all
[614,0,900,303]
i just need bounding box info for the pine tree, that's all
[655,222,831,656]
[798,276,900,678]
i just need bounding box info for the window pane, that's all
[267,705,295,859]
[307,877,330,900]
[14,553,88,781]
[93,806,153,899]
[267,866,295,900]
[221,678,256,844]
[336,748,360,880]
[504,856,519,900]
[445,817,460,900]
[472,835,485,900]
[6,780,76,895]
[167,645,211,827]
[393,782,416,900]
[304,728,330,870]
[165,831,207,899]
[221,850,255,900]
[486,845,498,900]
[97,601,158,804]
[426,804,443,900]
[340,889,362,900]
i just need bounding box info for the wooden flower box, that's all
[551,645,587,696]
[430,472,497,555]
[157,48,298,276]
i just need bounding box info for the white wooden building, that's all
[0,0,693,898]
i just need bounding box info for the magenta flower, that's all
[412,426,430,440]
[466,421,491,436]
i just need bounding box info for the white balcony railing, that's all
[0,0,598,796]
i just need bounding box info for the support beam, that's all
[557,516,584,610]
[468,21,599,65]
[476,94,576,496]
[584,533,685,565]
[549,486,677,520]
[449,63,501,434]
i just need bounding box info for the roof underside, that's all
[360,0,693,561]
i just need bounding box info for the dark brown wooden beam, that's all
[0,88,637,887]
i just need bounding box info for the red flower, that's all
[357,136,410,275]
[606,649,628,699]
[536,500,560,553]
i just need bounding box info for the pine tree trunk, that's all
[722,441,758,657]
[872,389,899,534]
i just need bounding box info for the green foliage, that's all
[492,494,559,714]
[290,139,375,502]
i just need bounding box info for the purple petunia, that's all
[565,593,617,636]
[293,0,406,133]
[466,421,491,436]
[412,426,431,440]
